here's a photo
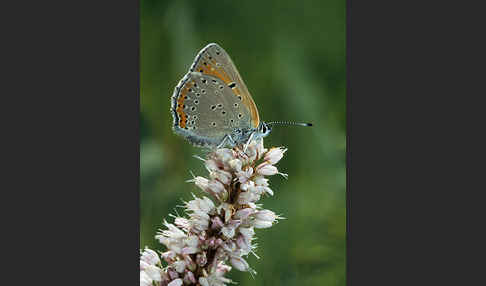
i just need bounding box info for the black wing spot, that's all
[191,107,196,111]
[228,83,236,88]
[222,111,226,115]
[238,114,243,118]
[211,105,216,110]
[212,122,217,126]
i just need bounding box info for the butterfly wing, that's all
[189,43,260,129]
[171,72,253,147]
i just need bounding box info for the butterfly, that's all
[170,43,311,149]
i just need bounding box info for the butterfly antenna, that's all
[266,121,313,127]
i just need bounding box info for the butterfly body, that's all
[171,43,271,148]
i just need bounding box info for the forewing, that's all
[189,43,260,128]
[171,72,252,146]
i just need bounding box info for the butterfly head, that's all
[256,122,272,139]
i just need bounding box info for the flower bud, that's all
[194,176,209,192]
[230,256,250,272]
[256,163,278,176]
[140,260,149,271]
[196,252,207,267]
[210,169,233,185]
[199,277,210,286]
[228,158,242,171]
[211,216,224,230]
[140,271,152,286]
[183,271,196,284]
[168,278,183,286]
[264,147,287,165]
[234,208,255,220]
[145,265,163,281]
[173,260,186,273]
[140,247,160,265]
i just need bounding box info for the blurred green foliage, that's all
[140,0,345,285]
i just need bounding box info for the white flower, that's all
[145,264,162,281]
[239,227,255,241]
[210,169,233,185]
[140,247,161,265]
[173,260,186,273]
[184,271,196,284]
[230,255,249,272]
[264,147,287,165]
[256,163,278,176]
[228,158,242,171]
[140,271,152,286]
[234,208,255,220]
[254,176,269,186]
[237,190,260,204]
[140,260,149,271]
[204,158,219,172]
[252,210,279,229]
[236,166,253,184]
[168,278,183,286]
[186,196,215,214]
[199,277,210,286]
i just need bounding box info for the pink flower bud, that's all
[254,176,269,186]
[173,260,186,273]
[236,167,254,184]
[236,235,251,252]
[214,148,234,164]
[168,268,179,280]
[168,278,183,286]
[239,227,255,241]
[234,208,255,220]
[204,158,219,172]
[254,210,277,221]
[196,252,207,267]
[183,271,196,284]
[208,180,225,194]
[174,217,189,229]
[228,158,242,171]
[264,147,287,165]
[256,163,278,176]
[211,216,224,230]
[199,277,210,286]
[145,265,162,281]
[140,271,152,286]
[140,247,161,265]
[194,176,209,191]
[210,169,233,185]
[140,260,149,271]
[253,220,273,228]
[230,256,250,271]
[161,251,176,263]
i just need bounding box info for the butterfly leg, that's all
[217,134,236,149]
[243,132,255,153]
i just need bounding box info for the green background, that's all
[140,1,346,285]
